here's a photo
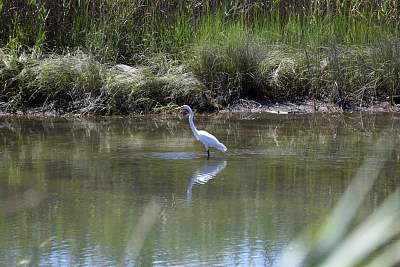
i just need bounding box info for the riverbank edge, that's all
[1,99,399,118]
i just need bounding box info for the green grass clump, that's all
[191,36,266,104]
[105,62,211,113]
[191,33,400,106]
[0,51,212,115]
[18,53,104,112]
[0,50,23,104]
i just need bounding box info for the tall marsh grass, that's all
[1,0,400,112]
[1,1,399,59]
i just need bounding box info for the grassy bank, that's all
[1,1,400,114]
[0,51,213,114]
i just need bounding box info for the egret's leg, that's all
[207,150,210,160]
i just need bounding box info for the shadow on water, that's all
[186,160,227,201]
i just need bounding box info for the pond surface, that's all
[0,113,399,266]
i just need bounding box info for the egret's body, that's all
[179,105,227,159]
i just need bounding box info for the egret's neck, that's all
[188,111,199,138]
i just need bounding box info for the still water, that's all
[0,113,399,266]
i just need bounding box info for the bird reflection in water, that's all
[186,160,227,201]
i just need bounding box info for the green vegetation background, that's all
[1,0,400,114]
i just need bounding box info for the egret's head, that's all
[181,105,192,113]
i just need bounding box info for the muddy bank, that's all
[222,99,400,114]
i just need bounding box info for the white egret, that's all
[177,105,227,159]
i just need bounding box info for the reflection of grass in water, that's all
[278,134,399,267]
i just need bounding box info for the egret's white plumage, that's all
[179,105,227,159]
